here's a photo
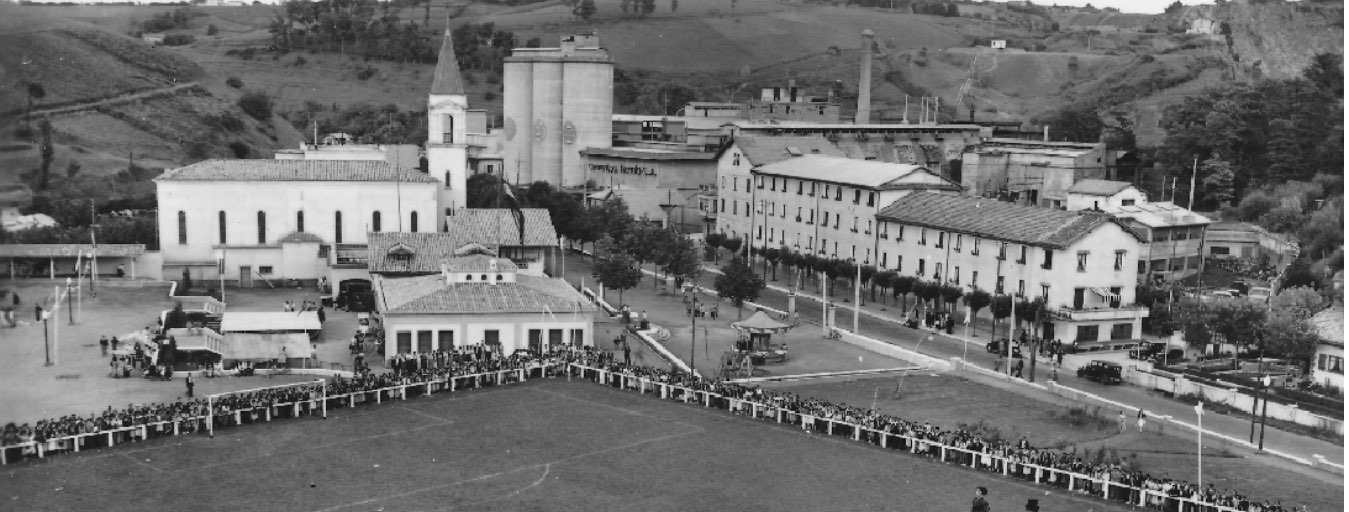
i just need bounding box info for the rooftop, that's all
[753,155,958,191]
[1102,202,1213,228]
[581,147,719,161]
[735,135,845,166]
[155,160,440,183]
[430,30,465,96]
[1311,305,1344,347]
[876,192,1145,249]
[732,121,982,132]
[368,210,558,273]
[375,274,598,315]
[443,254,519,273]
[1068,179,1136,197]
[219,312,322,332]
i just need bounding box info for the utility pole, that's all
[690,295,698,375]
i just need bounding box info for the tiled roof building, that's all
[155,160,440,183]
[877,192,1144,249]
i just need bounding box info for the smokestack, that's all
[1043,125,1050,142]
[856,29,874,125]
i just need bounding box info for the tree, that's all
[662,234,702,283]
[574,0,597,20]
[990,295,1013,339]
[1174,298,1217,354]
[940,285,964,315]
[1208,299,1268,357]
[1270,286,1324,320]
[37,118,53,191]
[964,290,992,337]
[1256,206,1305,234]
[207,23,219,36]
[166,302,189,329]
[1303,52,1343,98]
[181,267,194,292]
[874,270,896,306]
[762,247,782,281]
[909,279,929,312]
[638,0,655,16]
[715,256,765,318]
[1263,312,1320,370]
[592,237,642,306]
[893,275,916,312]
[1281,258,1320,290]
[919,280,942,311]
[1036,103,1102,143]
[670,0,678,12]
[1200,156,1235,207]
[1297,197,1343,260]
[590,197,634,243]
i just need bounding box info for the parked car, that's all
[1128,341,1167,360]
[1151,349,1186,365]
[1248,287,1273,304]
[1076,360,1123,384]
[986,338,1023,359]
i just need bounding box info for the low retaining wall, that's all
[1125,368,1343,435]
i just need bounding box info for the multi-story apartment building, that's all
[743,156,961,264]
[1066,180,1213,282]
[876,192,1150,343]
[961,139,1114,208]
[715,135,845,244]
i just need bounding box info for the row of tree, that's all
[1156,286,1327,371]
[284,101,428,146]
[705,234,1054,338]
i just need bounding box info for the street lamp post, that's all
[689,295,699,376]
[1195,401,1204,487]
[66,278,75,325]
[1258,375,1271,450]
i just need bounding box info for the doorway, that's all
[239,266,253,288]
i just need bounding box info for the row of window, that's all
[181,210,419,246]
[718,171,875,207]
[391,328,585,354]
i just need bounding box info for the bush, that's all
[162,34,196,46]
[228,141,251,158]
[294,55,307,67]
[207,24,219,36]
[356,65,378,80]
[225,76,243,89]
[237,91,274,120]
[214,112,245,132]
[186,141,212,160]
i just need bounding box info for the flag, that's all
[1194,401,1204,416]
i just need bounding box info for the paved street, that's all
[562,251,1343,470]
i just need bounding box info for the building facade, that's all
[1203,221,1300,270]
[1067,180,1212,282]
[715,135,847,244]
[154,160,440,285]
[374,255,597,360]
[876,193,1149,343]
[1310,305,1343,392]
[742,155,961,265]
[502,33,614,188]
[962,139,1113,208]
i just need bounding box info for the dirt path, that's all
[22,81,200,120]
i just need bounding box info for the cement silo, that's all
[503,33,614,188]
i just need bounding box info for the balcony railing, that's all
[1050,304,1150,322]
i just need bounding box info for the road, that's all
[562,252,1344,470]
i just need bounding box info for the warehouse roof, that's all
[156,160,440,183]
[1068,179,1136,197]
[735,135,844,166]
[877,192,1145,249]
[753,155,958,191]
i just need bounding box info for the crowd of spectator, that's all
[575,358,1304,512]
[0,347,1308,510]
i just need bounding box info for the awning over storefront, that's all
[1090,287,1120,301]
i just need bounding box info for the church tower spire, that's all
[427,29,469,222]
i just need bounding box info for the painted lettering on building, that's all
[588,163,656,176]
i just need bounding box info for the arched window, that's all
[410,211,419,233]
[177,211,187,245]
[465,274,473,281]
[334,211,343,244]
[297,211,305,233]
[372,211,382,233]
[442,115,454,144]
[496,274,503,281]
[218,211,227,244]
[256,211,266,244]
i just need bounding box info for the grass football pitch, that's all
[1,380,1141,512]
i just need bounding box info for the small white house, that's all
[373,255,597,359]
[1310,305,1343,392]
[142,33,166,45]
[991,39,1007,50]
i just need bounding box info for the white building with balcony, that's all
[744,155,961,264]
[1067,180,1212,282]
[876,193,1149,343]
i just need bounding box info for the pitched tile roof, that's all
[430,30,465,96]
[735,135,845,166]
[876,192,1145,249]
[278,231,325,244]
[1068,179,1135,196]
[443,254,519,273]
[754,155,953,190]
[155,160,441,183]
[367,210,557,273]
[447,209,558,247]
[375,274,598,315]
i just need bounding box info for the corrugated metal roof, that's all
[155,160,440,183]
[876,192,1145,249]
[1102,202,1212,228]
[376,274,598,315]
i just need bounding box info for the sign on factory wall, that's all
[587,163,657,176]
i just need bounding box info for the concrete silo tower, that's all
[503,33,614,188]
